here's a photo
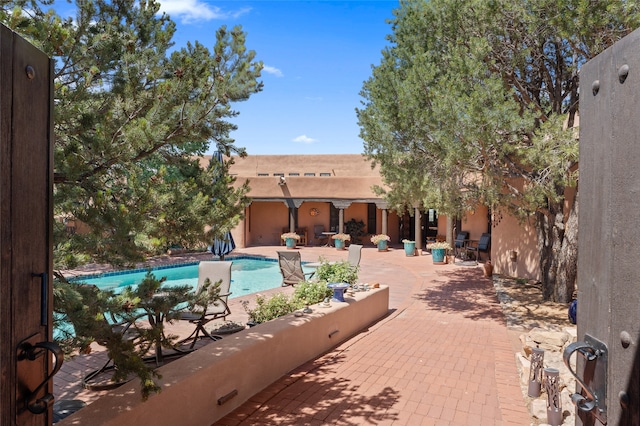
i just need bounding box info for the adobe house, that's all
[199,154,541,274]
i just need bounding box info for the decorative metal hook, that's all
[562,337,607,424]
[18,341,63,414]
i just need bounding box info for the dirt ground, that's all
[493,274,573,331]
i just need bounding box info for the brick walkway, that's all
[54,245,530,425]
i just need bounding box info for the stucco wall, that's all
[58,287,390,426]
[459,205,490,240]
[492,212,540,280]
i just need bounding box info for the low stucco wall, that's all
[59,286,389,426]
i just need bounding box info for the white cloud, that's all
[158,1,250,24]
[293,135,317,144]
[263,65,284,77]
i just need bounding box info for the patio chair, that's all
[314,224,328,246]
[79,285,146,391]
[277,251,315,286]
[467,233,491,263]
[454,231,469,258]
[179,261,232,349]
[347,244,363,267]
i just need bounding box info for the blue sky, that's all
[157,1,399,155]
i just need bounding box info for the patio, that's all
[54,244,530,425]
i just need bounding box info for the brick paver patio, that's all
[54,245,530,425]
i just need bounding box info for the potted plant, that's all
[426,241,451,264]
[344,218,366,244]
[281,232,300,249]
[402,239,416,256]
[370,234,391,251]
[331,233,351,250]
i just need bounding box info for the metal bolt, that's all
[619,391,630,409]
[25,65,35,80]
[592,80,600,96]
[619,64,630,83]
[620,330,632,348]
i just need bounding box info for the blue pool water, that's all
[73,257,304,299]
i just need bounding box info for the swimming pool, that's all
[73,257,311,299]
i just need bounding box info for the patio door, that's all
[0,25,56,425]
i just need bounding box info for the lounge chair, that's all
[347,244,363,267]
[179,261,232,349]
[277,251,315,286]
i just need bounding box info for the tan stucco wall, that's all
[459,205,490,240]
[58,287,390,426]
[492,212,540,280]
[212,154,546,277]
[225,154,380,177]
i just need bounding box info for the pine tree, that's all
[1,0,260,267]
[358,0,640,301]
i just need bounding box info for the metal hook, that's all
[19,341,63,414]
[562,341,599,413]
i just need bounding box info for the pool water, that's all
[74,257,309,299]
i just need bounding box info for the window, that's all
[257,173,268,176]
[274,173,284,177]
[319,172,331,177]
[304,172,316,176]
[289,173,300,176]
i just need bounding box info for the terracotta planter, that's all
[483,260,493,277]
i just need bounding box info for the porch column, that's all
[381,209,388,236]
[332,201,352,234]
[375,201,389,236]
[289,208,295,232]
[414,205,422,252]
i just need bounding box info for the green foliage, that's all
[242,293,299,324]
[314,260,359,285]
[188,278,222,314]
[357,0,638,301]
[291,280,332,306]
[0,1,261,268]
[358,0,636,217]
[344,218,365,244]
[54,270,200,400]
[242,281,333,324]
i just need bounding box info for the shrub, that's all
[292,280,332,306]
[315,260,359,285]
[242,293,298,324]
[344,218,365,243]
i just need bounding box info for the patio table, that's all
[322,232,336,247]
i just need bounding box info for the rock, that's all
[520,333,534,356]
[516,353,531,388]
[563,326,577,340]
[529,327,570,351]
[531,398,548,420]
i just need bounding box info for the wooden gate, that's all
[576,27,640,426]
[0,25,55,425]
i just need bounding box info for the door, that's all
[0,25,55,425]
[577,27,640,426]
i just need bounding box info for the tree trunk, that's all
[555,192,578,302]
[536,194,578,303]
